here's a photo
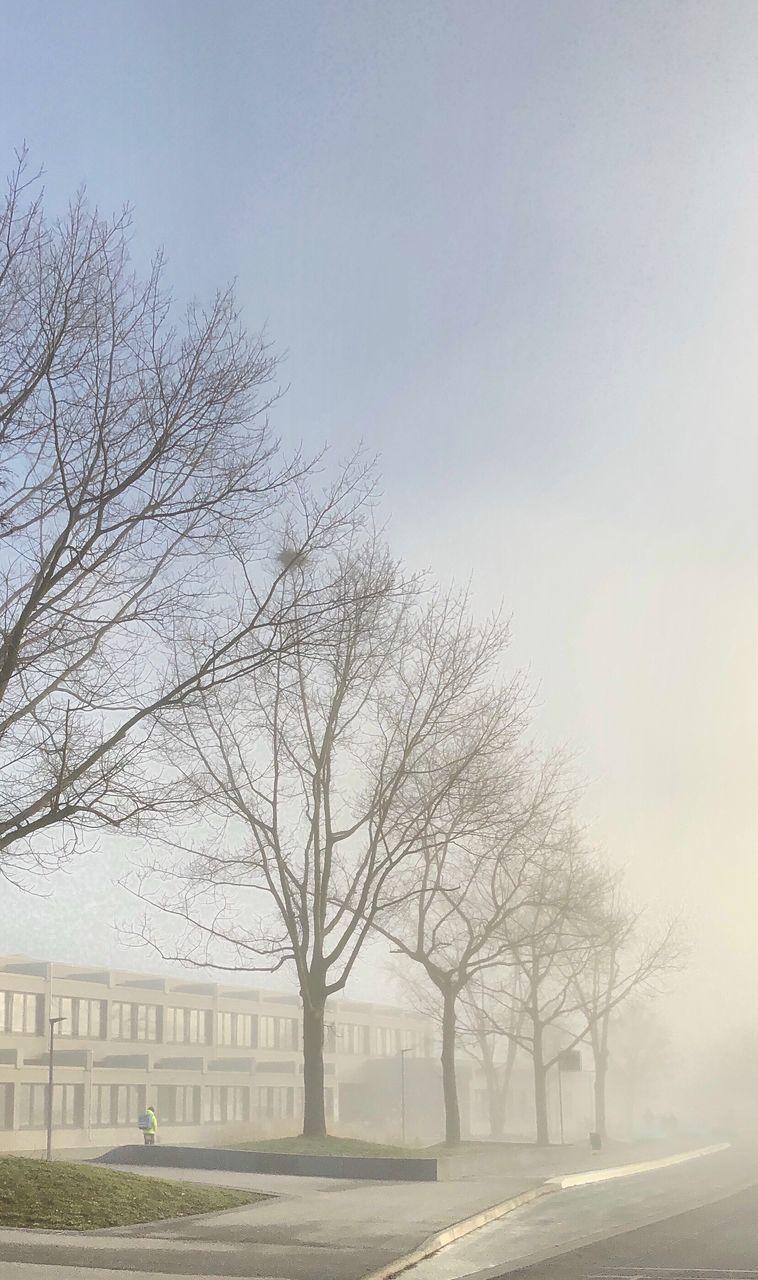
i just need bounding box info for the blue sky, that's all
[2,1,758,1039]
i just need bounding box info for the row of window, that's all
[4,992,431,1057]
[91,1083,143,1127]
[0,1082,335,1129]
[336,1024,430,1058]
[50,1000,295,1047]
[17,1083,81,1129]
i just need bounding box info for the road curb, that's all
[362,1142,731,1280]
[363,1184,558,1280]
[548,1143,730,1190]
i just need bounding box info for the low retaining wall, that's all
[94,1144,438,1182]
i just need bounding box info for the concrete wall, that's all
[96,1143,439,1181]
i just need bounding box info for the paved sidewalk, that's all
[0,1140,722,1280]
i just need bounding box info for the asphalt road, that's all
[407,1145,758,1280]
[502,1178,758,1280]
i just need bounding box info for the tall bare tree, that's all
[131,554,509,1136]
[572,890,682,1139]
[0,150,362,885]
[372,741,568,1146]
[609,1000,673,1136]
[473,839,608,1144]
[458,971,527,1140]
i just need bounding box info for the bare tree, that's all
[0,149,363,886]
[458,971,526,1140]
[371,738,568,1146]
[610,1000,674,1137]
[130,553,509,1137]
[473,839,609,1145]
[572,890,683,1139]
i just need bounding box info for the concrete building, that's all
[0,956,440,1152]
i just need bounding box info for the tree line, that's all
[0,155,681,1145]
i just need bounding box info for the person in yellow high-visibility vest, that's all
[141,1105,158,1145]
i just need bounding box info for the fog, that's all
[2,0,758,1139]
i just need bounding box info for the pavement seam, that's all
[362,1144,732,1280]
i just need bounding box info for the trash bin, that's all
[589,1131,602,1151]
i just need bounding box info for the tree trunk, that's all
[594,1009,611,1140]
[441,987,461,1146]
[532,1027,549,1146]
[483,1060,505,1139]
[302,994,327,1138]
[499,1031,520,1136]
[594,1055,608,1140]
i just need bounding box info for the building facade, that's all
[0,956,439,1152]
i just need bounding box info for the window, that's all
[58,1084,81,1127]
[165,1007,211,1044]
[228,1086,248,1121]
[114,1084,143,1125]
[283,1017,298,1049]
[204,1086,223,1124]
[51,997,105,1039]
[373,1026,398,1057]
[91,1084,112,1127]
[174,1085,200,1124]
[51,996,74,1034]
[0,1084,12,1129]
[259,1016,298,1050]
[135,1004,158,1042]
[18,1084,81,1128]
[156,1084,199,1124]
[217,1011,255,1047]
[79,998,104,1039]
[324,1022,337,1053]
[253,1086,293,1120]
[337,1023,369,1055]
[3,992,42,1035]
[203,1086,249,1124]
[399,1029,425,1057]
[91,1084,143,1127]
[110,1002,158,1042]
[18,1084,46,1128]
[110,1001,133,1040]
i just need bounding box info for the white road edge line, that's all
[549,1144,730,1191]
[362,1143,732,1280]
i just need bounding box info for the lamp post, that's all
[557,1061,565,1145]
[46,1016,65,1161]
[400,1048,412,1146]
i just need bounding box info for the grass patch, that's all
[227,1134,430,1158]
[0,1158,263,1230]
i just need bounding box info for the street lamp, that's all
[46,1016,65,1161]
[399,1048,412,1147]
